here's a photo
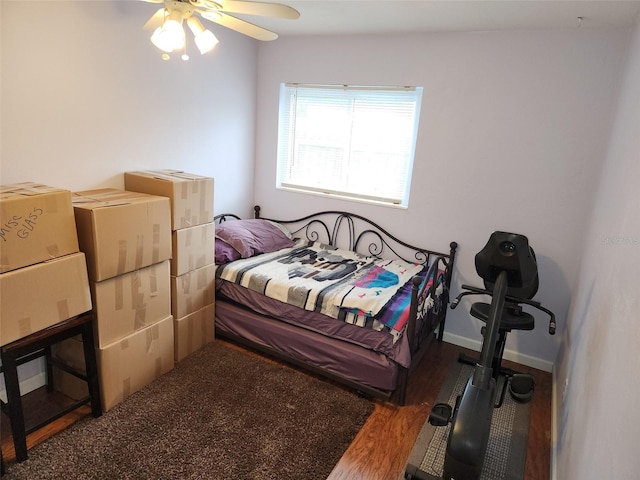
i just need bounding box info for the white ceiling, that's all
[246,0,640,38]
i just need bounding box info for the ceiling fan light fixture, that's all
[195,29,219,54]
[151,18,185,52]
[144,0,297,58]
[187,16,219,54]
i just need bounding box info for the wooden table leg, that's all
[1,352,28,462]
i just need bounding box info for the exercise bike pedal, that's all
[428,403,453,426]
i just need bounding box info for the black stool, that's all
[0,311,102,463]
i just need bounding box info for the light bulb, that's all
[163,19,185,47]
[194,29,218,54]
[151,18,185,53]
[187,16,219,54]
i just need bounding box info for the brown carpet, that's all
[3,341,374,479]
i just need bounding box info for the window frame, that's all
[275,83,423,208]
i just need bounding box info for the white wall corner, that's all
[551,364,558,480]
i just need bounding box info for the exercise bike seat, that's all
[470,302,535,331]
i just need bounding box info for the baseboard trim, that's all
[441,331,554,372]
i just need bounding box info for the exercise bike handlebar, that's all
[451,284,556,335]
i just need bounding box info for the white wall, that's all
[0,0,257,392]
[1,0,258,216]
[255,28,630,368]
[3,12,639,469]
[555,18,640,479]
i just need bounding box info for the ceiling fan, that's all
[142,0,299,59]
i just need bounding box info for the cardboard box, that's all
[0,182,79,273]
[97,315,174,411]
[92,260,171,348]
[72,189,171,282]
[124,170,214,231]
[170,263,215,319]
[174,303,215,362]
[0,252,92,346]
[171,222,214,276]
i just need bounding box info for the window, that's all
[276,83,423,207]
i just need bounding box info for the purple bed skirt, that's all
[215,299,402,392]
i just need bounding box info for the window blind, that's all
[276,83,423,206]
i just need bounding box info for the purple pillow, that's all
[215,219,295,259]
[215,237,242,264]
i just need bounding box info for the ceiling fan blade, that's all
[213,0,299,19]
[200,11,278,41]
[143,7,166,30]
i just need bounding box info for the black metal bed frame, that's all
[214,206,457,404]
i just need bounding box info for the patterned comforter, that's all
[215,240,435,341]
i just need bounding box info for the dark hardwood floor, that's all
[1,338,552,479]
[326,340,552,480]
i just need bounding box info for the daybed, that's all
[214,206,457,405]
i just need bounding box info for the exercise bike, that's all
[405,231,555,480]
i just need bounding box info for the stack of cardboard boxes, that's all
[70,188,175,411]
[124,170,215,362]
[0,183,92,347]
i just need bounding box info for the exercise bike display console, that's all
[404,231,555,480]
